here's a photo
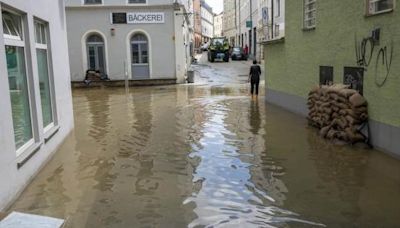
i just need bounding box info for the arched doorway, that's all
[130,33,149,79]
[86,34,106,74]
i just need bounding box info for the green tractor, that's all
[207,37,230,62]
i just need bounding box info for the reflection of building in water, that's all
[307,130,367,223]
[187,98,298,227]
[85,89,111,143]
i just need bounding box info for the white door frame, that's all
[126,29,152,79]
[81,30,109,76]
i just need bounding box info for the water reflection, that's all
[185,97,324,227]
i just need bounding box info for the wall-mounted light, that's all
[110,28,115,36]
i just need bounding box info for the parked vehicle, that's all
[231,47,248,61]
[207,37,230,62]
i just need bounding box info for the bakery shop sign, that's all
[127,12,165,24]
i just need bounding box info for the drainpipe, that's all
[271,0,274,39]
[238,0,241,46]
[250,0,252,56]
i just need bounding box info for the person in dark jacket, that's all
[248,60,261,98]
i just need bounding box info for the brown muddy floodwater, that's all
[9,85,400,227]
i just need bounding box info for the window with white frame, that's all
[367,0,394,15]
[304,0,316,29]
[35,20,56,131]
[128,0,146,4]
[2,10,35,152]
[84,0,102,4]
[276,0,281,17]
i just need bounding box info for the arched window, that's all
[86,33,106,73]
[130,32,150,79]
[131,33,148,64]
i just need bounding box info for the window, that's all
[84,0,102,4]
[304,0,316,29]
[35,20,55,130]
[2,11,22,40]
[128,0,146,4]
[367,0,394,15]
[276,0,281,17]
[131,34,148,64]
[2,10,34,151]
[86,34,106,73]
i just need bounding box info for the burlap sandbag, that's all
[338,89,357,98]
[349,93,367,107]
[327,129,339,139]
[310,85,320,94]
[338,116,349,129]
[320,126,331,137]
[353,105,368,113]
[336,102,350,110]
[323,107,333,115]
[337,131,349,141]
[345,115,360,125]
[339,109,352,116]
[329,93,340,101]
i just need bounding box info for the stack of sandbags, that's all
[85,70,102,81]
[308,84,368,143]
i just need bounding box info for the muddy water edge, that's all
[8,85,400,227]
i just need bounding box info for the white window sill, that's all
[44,125,60,144]
[302,27,316,31]
[365,9,394,17]
[260,37,285,45]
[16,142,42,169]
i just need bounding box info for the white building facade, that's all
[223,0,236,45]
[223,0,285,60]
[66,0,193,84]
[0,0,74,210]
[200,0,213,43]
[213,12,223,37]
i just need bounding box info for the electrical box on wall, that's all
[319,66,334,85]
[372,28,380,44]
[344,67,364,95]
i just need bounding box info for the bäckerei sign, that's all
[127,12,165,24]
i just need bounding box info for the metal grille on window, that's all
[304,0,316,29]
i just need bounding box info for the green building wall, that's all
[264,0,400,156]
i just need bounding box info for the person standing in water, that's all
[248,60,261,98]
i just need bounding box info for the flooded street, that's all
[8,56,400,227]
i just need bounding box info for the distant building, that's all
[214,12,224,37]
[263,0,399,157]
[223,0,236,46]
[200,0,214,43]
[193,0,202,50]
[223,0,280,59]
[0,0,74,210]
[65,0,193,84]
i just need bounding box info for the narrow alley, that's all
[6,53,400,227]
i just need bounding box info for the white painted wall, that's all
[0,0,74,211]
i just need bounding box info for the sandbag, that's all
[349,93,367,107]
[338,89,357,98]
